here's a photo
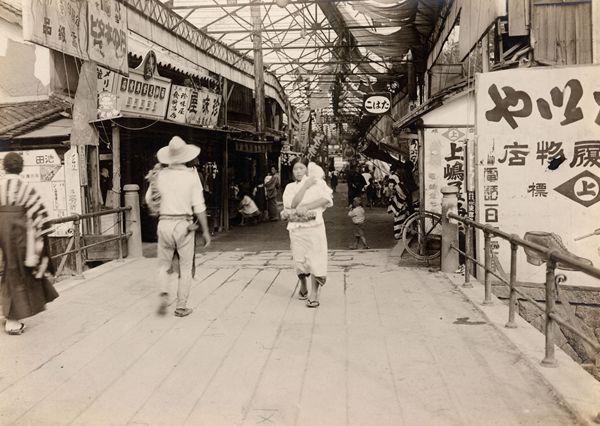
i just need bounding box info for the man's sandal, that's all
[174,307,193,317]
[306,300,320,308]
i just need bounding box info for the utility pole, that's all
[251,1,266,141]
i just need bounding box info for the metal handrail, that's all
[46,207,132,277]
[446,211,600,369]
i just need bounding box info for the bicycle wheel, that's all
[402,212,442,261]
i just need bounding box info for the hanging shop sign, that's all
[96,54,171,120]
[166,84,222,128]
[476,64,600,286]
[295,110,311,153]
[22,0,89,60]
[0,147,82,237]
[423,127,475,220]
[363,93,391,115]
[88,0,128,74]
[23,0,128,74]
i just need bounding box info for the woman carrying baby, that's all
[281,157,333,308]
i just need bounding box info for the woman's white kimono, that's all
[282,165,333,278]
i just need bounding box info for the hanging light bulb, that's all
[301,27,307,38]
[275,0,289,7]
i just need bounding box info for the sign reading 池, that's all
[363,93,391,115]
[424,127,474,220]
[166,85,222,128]
[22,0,89,60]
[0,148,82,237]
[88,0,128,74]
[476,65,600,286]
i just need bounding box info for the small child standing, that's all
[348,196,369,249]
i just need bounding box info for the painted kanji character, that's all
[485,84,532,129]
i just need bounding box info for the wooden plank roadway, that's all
[0,250,577,425]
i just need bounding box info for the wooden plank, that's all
[69,268,261,425]
[295,270,349,426]
[575,2,594,63]
[509,0,529,36]
[122,268,282,425]
[11,267,234,425]
[594,0,600,62]
[241,275,316,426]
[345,268,404,425]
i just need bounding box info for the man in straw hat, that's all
[145,136,211,317]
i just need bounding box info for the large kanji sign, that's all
[476,65,600,286]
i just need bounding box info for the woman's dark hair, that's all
[3,152,24,174]
[290,156,309,168]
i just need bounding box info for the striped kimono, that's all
[387,175,410,240]
[0,174,58,320]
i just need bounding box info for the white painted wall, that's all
[0,13,51,103]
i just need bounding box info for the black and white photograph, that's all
[1,0,600,424]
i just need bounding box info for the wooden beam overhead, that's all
[168,0,366,10]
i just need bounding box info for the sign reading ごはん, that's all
[476,65,600,286]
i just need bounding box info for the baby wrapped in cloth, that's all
[282,163,333,278]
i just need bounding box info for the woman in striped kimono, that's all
[387,173,410,240]
[0,152,58,335]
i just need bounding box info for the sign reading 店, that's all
[363,93,391,115]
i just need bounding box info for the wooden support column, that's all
[221,78,232,232]
[107,124,121,208]
[88,145,101,231]
[593,0,600,63]
[251,1,266,141]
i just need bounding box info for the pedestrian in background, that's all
[330,171,338,193]
[145,136,211,318]
[281,158,333,308]
[265,166,280,221]
[348,196,369,249]
[238,190,261,225]
[0,152,58,335]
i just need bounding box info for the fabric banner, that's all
[476,65,600,286]
[88,0,128,74]
[166,85,221,128]
[22,0,89,60]
[296,109,311,153]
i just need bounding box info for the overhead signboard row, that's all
[23,0,128,74]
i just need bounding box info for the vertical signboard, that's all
[424,127,474,218]
[0,147,82,237]
[166,85,222,127]
[88,0,128,74]
[22,0,89,60]
[476,65,600,285]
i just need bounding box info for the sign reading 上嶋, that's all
[23,0,128,74]
[0,148,82,237]
[476,65,600,285]
[88,0,128,74]
[424,127,475,221]
[363,93,391,115]
[96,61,171,120]
[22,0,89,60]
[166,85,222,128]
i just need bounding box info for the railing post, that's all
[483,230,493,305]
[441,186,459,273]
[72,216,84,279]
[506,240,519,328]
[463,223,473,288]
[124,184,143,258]
[116,210,124,261]
[542,257,558,367]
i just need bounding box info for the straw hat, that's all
[157,136,200,165]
